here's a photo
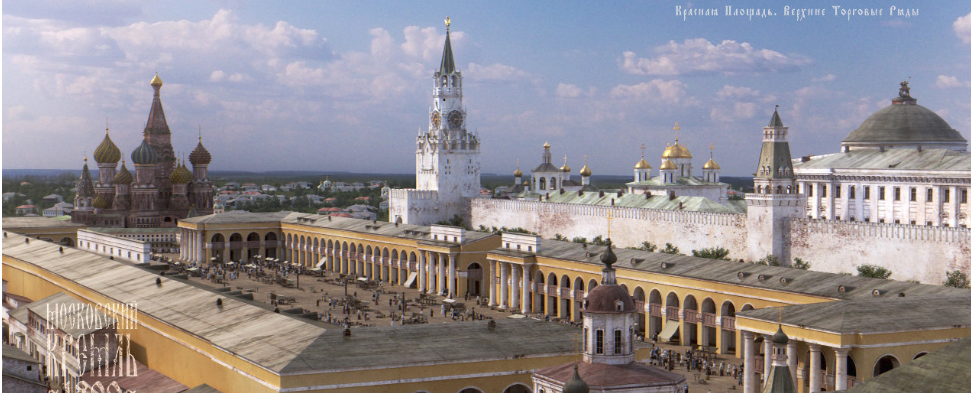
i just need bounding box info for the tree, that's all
[571,237,588,244]
[660,243,682,255]
[553,234,567,241]
[792,257,811,270]
[856,264,892,279]
[943,270,970,289]
[591,235,608,246]
[626,241,658,252]
[754,255,780,266]
[691,247,731,260]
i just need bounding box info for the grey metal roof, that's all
[842,102,966,144]
[281,212,496,245]
[10,293,117,336]
[518,239,967,303]
[793,148,971,172]
[516,190,745,214]
[180,210,292,225]
[626,176,726,187]
[737,294,971,334]
[2,216,85,229]
[845,336,971,393]
[2,344,40,364]
[532,162,562,173]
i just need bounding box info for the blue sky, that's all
[4,1,971,177]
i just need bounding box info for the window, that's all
[808,185,813,197]
[962,189,968,204]
[944,189,950,203]
[894,187,901,201]
[835,186,842,199]
[848,186,855,199]
[927,188,933,202]
[596,330,604,354]
[864,186,870,200]
[614,330,623,354]
[911,188,917,201]
[584,328,589,352]
[879,187,886,200]
[821,185,827,198]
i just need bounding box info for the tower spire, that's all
[439,16,456,74]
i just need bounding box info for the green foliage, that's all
[792,257,811,270]
[660,243,682,255]
[435,214,465,228]
[553,234,567,241]
[943,270,970,289]
[571,237,588,244]
[754,254,780,266]
[691,247,731,260]
[591,235,608,246]
[626,241,658,252]
[856,264,892,279]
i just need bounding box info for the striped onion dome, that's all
[131,139,158,165]
[93,131,121,163]
[113,161,133,184]
[189,136,212,165]
[169,160,192,184]
[92,194,109,209]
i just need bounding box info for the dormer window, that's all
[614,300,624,311]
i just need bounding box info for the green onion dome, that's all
[131,139,158,165]
[189,136,212,165]
[563,365,590,393]
[113,161,133,184]
[169,160,193,184]
[94,131,121,164]
[92,194,109,209]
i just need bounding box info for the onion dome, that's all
[563,364,590,393]
[151,72,163,88]
[131,139,159,165]
[92,194,109,209]
[169,160,192,184]
[189,136,212,165]
[513,167,523,177]
[561,163,571,172]
[634,158,651,170]
[661,140,692,159]
[93,130,121,163]
[772,325,789,345]
[113,161,133,184]
[580,163,592,177]
[584,240,636,313]
[660,159,678,170]
[703,158,721,170]
[543,141,551,149]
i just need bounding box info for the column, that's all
[521,266,531,314]
[834,347,849,391]
[436,253,445,296]
[743,331,756,393]
[950,185,959,227]
[448,253,457,298]
[826,182,835,219]
[903,186,912,224]
[787,340,798,386]
[808,344,821,393]
[489,260,499,307]
[839,184,850,220]
[854,184,864,220]
[812,183,822,218]
[763,334,772,379]
[510,265,520,311]
[917,185,927,225]
[499,263,509,309]
[418,251,426,292]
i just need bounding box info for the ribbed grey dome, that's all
[843,103,964,145]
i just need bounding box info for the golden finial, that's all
[564,155,568,165]
[640,143,646,158]
[445,16,451,31]
[710,143,715,159]
[673,121,680,142]
[516,159,520,169]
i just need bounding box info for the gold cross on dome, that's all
[673,121,680,142]
[640,143,646,158]
[445,16,451,30]
[710,143,715,159]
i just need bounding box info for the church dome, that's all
[703,159,721,170]
[662,141,692,159]
[92,195,109,209]
[561,163,571,172]
[660,159,678,170]
[772,325,789,345]
[169,161,192,184]
[580,163,592,177]
[131,139,159,165]
[585,284,635,313]
[842,83,966,149]
[514,167,523,177]
[189,137,212,165]
[151,72,163,88]
[634,158,651,170]
[93,131,121,164]
[113,161,133,184]
[563,365,590,393]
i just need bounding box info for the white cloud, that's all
[620,38,810,76]
[556,83,584,98]
[936,75,971,89]
[812,74,837,83]
[467,62,529,82]
[955,12,971,44]
[716,85,760,100]
[710,102,759,123]
[609,79,688,103]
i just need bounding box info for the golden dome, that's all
[634,158,651,169]
[513,167,523,177]
[661,141,692,159]
[580,163,592,177]
[561,163,571,172]
[543,141,551,149]
[93,130,121,164]
[660,159,678,170]
[703,159,721,170]
[151,72,163,87]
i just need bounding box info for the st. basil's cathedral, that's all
[72,73,214,228]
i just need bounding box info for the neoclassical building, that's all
[72,73,214,229]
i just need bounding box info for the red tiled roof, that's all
[534,361,685,389]
[82,358,187,393]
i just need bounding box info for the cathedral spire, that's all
[145,72,170,135]
[439,17,456,75]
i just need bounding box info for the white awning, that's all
[507,314,526,319]
[403,272,418,288]
[658,321,680,343]
[315,259,326,268]
[357,277,368,282]
[442,298,456,304]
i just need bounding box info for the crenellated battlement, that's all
[472,198,746,227]
[788,218,971,243]
[390,189,440,201]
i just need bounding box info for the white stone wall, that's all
[390,189,473,226]
[471,199,749,260]
[77,229,151,264]
[787,218,971,284]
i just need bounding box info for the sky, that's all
[3,1,971,177]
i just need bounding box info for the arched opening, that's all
[59,237,74,247]
[264,232,278,259]
[467,262,483,297]
[683,295,699,346]
[701,297,717,348]
[720,301,737,354]
[357,244,366,278]
[633,287,646,338]
[560,274,572,320]
[539,177,547,191]
[847,355,858,386]
[551,177,557,190]
[226,233,242,262]
[802,351,828,388]
[648,289,663,340]
[459,388,484,393]
[664,292,681,345]
[914,352,928,360]
[502,383,532,393]
[534,271,546,315]
[246,232,260,260]
[547,273,558,316]
[873,355,900,377]
[573,277,585,321]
